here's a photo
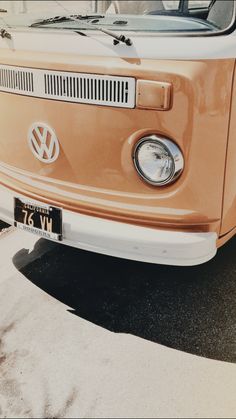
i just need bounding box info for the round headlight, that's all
[133,135,184,186]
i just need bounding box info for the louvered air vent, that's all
[44,72,132,107]
[0,65,136,108]
[0,67,34,92]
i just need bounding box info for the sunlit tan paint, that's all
[220,61,236,236]
[0,50,235,235]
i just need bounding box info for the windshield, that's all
[0,0,235,34]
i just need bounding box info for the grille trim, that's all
[0,67,34,93]
[0,64,136,108]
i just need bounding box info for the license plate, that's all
[14,198,62,241]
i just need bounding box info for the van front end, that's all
[0,0,236,266]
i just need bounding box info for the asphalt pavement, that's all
[0,225,236,418]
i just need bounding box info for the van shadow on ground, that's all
[12,236,236,363]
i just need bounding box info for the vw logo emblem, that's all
[28,122,60,163]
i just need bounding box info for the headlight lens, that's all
[133,135,184,186]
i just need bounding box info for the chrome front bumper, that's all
[0,183,217,266]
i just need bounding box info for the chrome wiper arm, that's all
[31,14,133,46]
[69,14,132,46]
[0,8,12,38]
[0,28,11,39]
[97,27,132,46]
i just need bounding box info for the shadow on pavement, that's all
[12,236,236,363]
[0,220,10,230]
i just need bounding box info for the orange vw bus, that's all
[0,0,236,266]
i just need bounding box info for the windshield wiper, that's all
[31,14,132,46]
[0,8,11,39]
[0,28,11,39]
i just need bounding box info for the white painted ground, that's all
[0,229,236,418]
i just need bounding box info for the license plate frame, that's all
[14,197,63,241]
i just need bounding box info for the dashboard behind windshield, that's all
[0,0,235,34]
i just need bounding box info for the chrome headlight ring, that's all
[133,135,184,186]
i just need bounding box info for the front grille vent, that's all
[44,72,131,107]
[0,67,34,92]
[0,65,136,108]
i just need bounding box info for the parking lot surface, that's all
[0,227,236,418]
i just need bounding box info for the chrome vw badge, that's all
[28,122,60,163]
